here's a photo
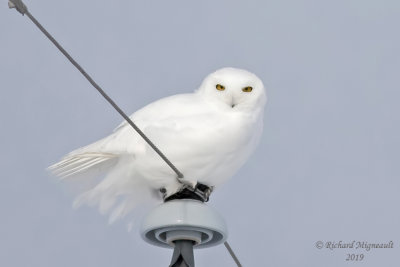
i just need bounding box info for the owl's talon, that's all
[163,182,213,202]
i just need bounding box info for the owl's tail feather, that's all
[48,153,159,228]
[48,152,118,178]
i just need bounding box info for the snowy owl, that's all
[49,67,267,223]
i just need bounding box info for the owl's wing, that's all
[48,93,211,178]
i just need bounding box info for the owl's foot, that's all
[161,182,214,202]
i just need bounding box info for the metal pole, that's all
[170,240,195,267]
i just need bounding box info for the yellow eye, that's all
[242,86,253,92]
[216,84,225,91]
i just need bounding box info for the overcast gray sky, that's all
[1,0,399,266]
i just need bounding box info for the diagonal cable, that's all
[224,241,243,267]
[8,0,184,180]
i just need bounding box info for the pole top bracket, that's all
[8,0,28,15]
[141,199,228,249]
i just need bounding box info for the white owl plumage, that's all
[49,67,267,223]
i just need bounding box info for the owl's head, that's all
[197,68,267,111]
